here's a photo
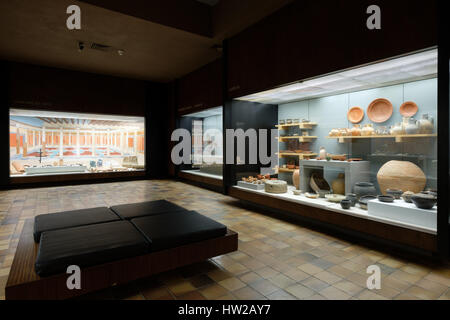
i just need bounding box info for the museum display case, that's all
[178,106,223,181]
[231,49,439,243]
[9,109,146,177]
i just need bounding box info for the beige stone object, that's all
[377,160,426,194]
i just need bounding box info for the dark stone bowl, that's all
[359,195,377,210]
[411,194,437,210]
[386,189,403,199]
[378,195,395,203]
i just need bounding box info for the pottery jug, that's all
[319,147,327,159]
[350,124,361,136]
[329,129,339,137]
[390,122,403,135]
[361,124,374,136]
[332,173,345,195]
[354,182,377,199]
[404,117,419,135]
[418,114,434,134]
[292,169,300,190]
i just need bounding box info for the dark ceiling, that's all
[0,0,292,82]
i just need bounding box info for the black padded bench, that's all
[131,210,227,251]
[35,221,150,277]
[33,207,120,242]
[110,199,186,220]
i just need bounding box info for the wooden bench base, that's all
[6,219,238,300]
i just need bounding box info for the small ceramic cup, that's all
[340,199,352,210]
[345,193,357,207]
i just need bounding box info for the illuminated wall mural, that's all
[9,109,145,177]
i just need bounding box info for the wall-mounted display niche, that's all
[179,106,223,180]
[10,109,146,177]
[234,49,438,233]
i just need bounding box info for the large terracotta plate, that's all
[367,98,393,123]
[399,101,418,117]
[347,106,364,123]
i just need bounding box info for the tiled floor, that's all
[0,179,449,300]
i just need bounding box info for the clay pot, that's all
[361,124,375,136]
[329,129,339,137]
[402,191,414,203]
[350,124,361,136]
[418,114,434,134]
[390,123,404,135]
[377,160,426,194]
[411,193,437,210]
[340,199,352,210]
[354,182,377,199]
[345,193,358,207]
[319,147,327,159]
[404,117,419,135]
[292,169,300,190]
[332,173,345,195]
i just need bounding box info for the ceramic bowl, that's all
[386,189,403,199]
[411,193,437,210]
[402,191,414,203]
[345,193,358,207]
[317,190,331,198]
[340,199,352,210]
[378,195,394,203]
[359,195,377,210]
[293,190,302,196]
[279,120,286,125]
[305,193,319,199]
[325,194,346,203]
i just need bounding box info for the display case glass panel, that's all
[235,49,438,233]
[9,109,145,177]
[179,106,223,179]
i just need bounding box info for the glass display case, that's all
[9,109,145,176]
[234,49,438,233]
[179,106,223,179]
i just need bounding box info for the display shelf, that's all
[276,122,317,130]
[327,134,437,143]
[278,152,317,160]
[278,136,317,143]
[277,168,296,173]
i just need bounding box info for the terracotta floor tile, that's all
[297,263,323,275]
[266,289,296,300]
[285,284,315,299]
[177,291,206,300]
[233,286,266,300]
[314,271,342,285]
[268,273,296,289]
[254,266,280,279]
[218,277,246,291]
[1,180,449,301]
[168,281,197,297]
[333,280,364,296]
[249,279,280,296]
[199,284,229,300]
[319,286,351,300]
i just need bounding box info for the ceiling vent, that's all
[90,42,113,52]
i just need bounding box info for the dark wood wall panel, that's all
[227,0,438,98]
[9,62,147,116]
[177,58,223,115]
